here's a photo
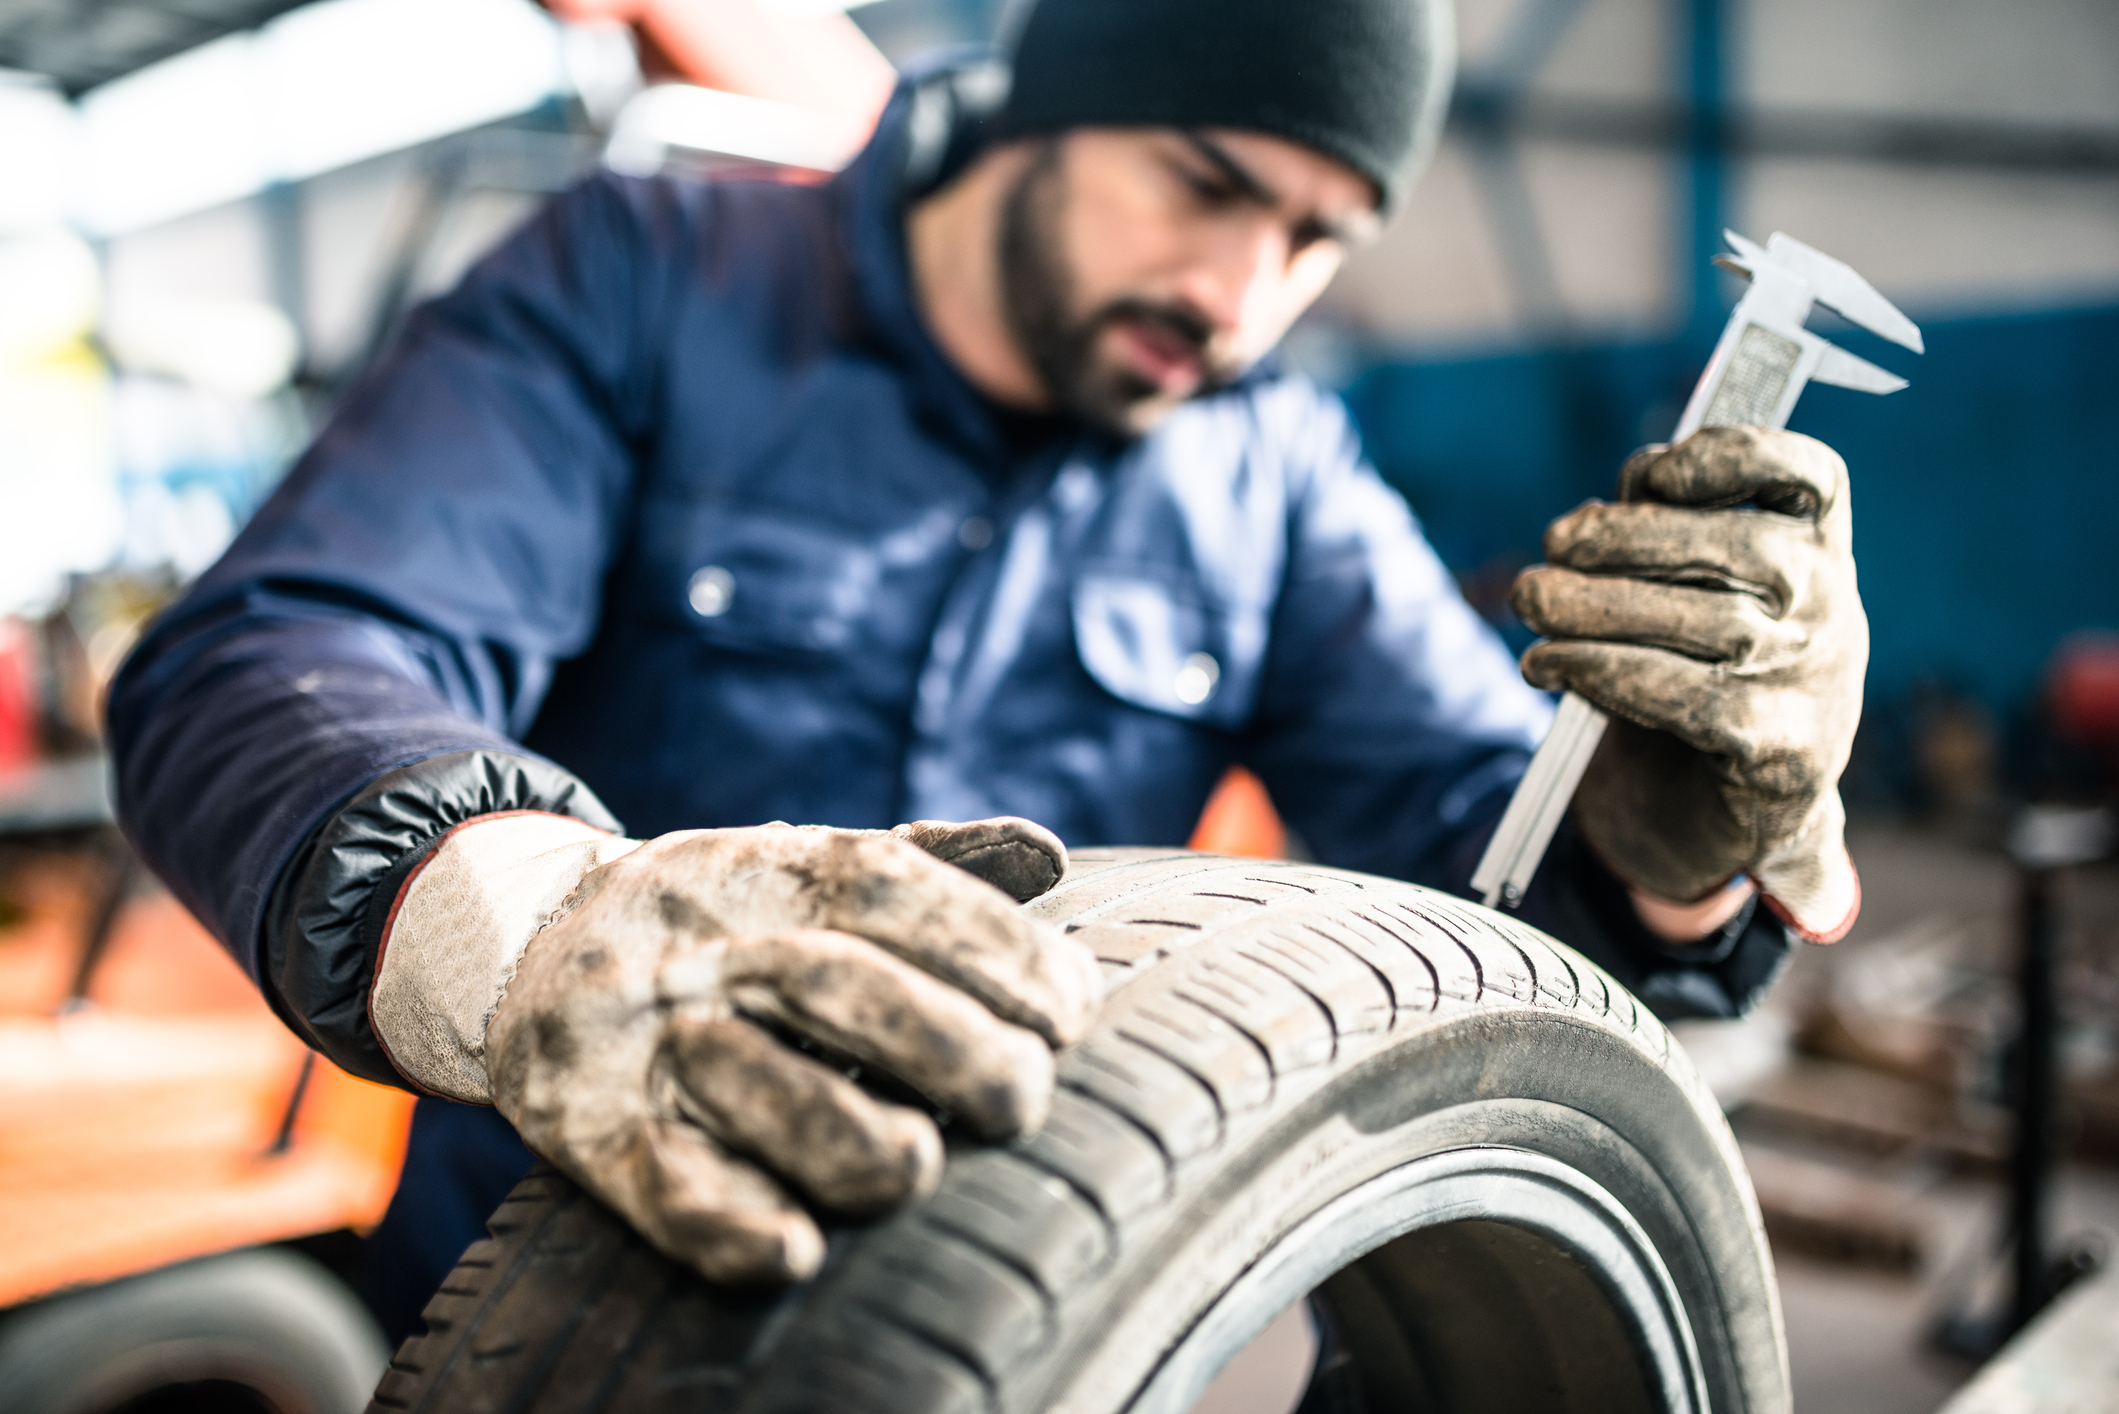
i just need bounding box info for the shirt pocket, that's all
[1071,570,1268,731]
[662,508,881,656]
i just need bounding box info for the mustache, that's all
[1091,298,1217,360]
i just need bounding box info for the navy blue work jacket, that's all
[108,71,1789,1081]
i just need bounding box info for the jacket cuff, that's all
[1508,816,1795,1022]
[261,749,623,1086]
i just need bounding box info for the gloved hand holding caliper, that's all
[1473,231,1923,945]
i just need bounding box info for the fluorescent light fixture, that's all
[74,0,566,236]
[75,33,266,235]
[263,0,564,182]
[0,78,80,236]
[605,84,869,176]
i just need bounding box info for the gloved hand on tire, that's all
[1511,425,1866,943]
[367,814,1101,1282]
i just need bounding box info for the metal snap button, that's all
[1174,651,1220,706]
[958,515,994,550]
[687,565,734,617]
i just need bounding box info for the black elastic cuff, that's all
[1634,890,1758,968]
[1524,819,1794,1022]
[260,749,621,1086]
[1566,839,1757,968]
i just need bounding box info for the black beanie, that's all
[998,0,1454,214]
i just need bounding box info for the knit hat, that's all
[998,0,1455,214]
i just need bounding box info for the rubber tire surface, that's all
[0,1247,390,1414]
[370,850,1787,1414]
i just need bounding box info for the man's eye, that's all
[1290,218,1333,254]
[1173,163,1238,205]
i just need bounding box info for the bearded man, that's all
[109,0,1865,1337]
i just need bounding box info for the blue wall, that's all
[1345,301,2119,717]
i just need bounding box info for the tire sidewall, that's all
[0,1248,388,1414]
[897,1009,1775,1414]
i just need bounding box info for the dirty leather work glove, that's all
[1510,425,1867,943]
[367,814,1099,1283]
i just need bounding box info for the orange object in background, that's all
[0,865,415,1310]
[1188,765,1288,858]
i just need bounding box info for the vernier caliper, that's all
[1470,230,1923,909]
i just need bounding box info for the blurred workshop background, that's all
[0,1,2114,1412]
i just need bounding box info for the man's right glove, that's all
[368,814,1100,1283]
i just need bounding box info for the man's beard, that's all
[996,142,1242,437]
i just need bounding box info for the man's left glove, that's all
[1510,425,1867,942]
[366,813,1099,1283]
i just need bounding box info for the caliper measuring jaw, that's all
[1469,230,1922,910]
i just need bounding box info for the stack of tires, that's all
[373,850,1789,1414]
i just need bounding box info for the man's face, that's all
[997,128,1381,437]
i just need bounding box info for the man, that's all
[109,0,1864,1328]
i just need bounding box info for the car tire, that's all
[370,850,1788,1413]
[0,1246,389,1414]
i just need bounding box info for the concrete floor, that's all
[1778,1162,2119,1414]
[1778,1252,1969,1414]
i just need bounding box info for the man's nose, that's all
[1171,225,1292,339]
